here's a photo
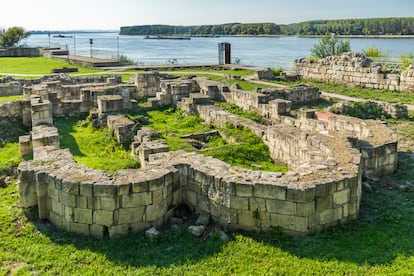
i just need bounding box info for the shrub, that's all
[363,47,386,58]
[400,53,414,71]
[310,33,351,58]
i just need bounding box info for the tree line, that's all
[120,17,414,36]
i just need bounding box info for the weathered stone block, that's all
[297,201,315,217]
[74,208,93,224]
[98,196,119,210]
[122,192,152,208]
[129,222,150,233]
[249,197,266,212]
[271,214,308,232]
[62,180,79,195]
[94,210,114,226]
[238,210,258,227]
[148,176,165,192]
[266,199,296,215]
[69,223,90,236]
[79,183,93,197]
[60,192,76,207]
[319,208,342,225]
[145,201,167,221]
[118,183,131,195]
[118,207,145,224]
[198,196,210,213]
[230,196,249,210]
[236,183,253,197]
[316,197,332,212]
[287,187,315,203]
[77,196,88,209]
[185,189,197,207]
[90,224,106,239]
[333,189,350,205]
[94,184,117,197]
[153,190,164,204]
[132,181,148,193]
[51,198,63,216]
[254,184,286,200]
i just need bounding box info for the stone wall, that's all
[0,81,22,96]
[295,52,414,92]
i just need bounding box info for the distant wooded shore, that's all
[120,18,414,36]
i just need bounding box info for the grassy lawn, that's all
[54,117,139,171]
[0,57,99,75]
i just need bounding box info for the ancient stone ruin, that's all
[295,52,414,93]
[0,70,397,238]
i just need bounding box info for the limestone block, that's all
[74,208,93,224]
[237,210,258,227]
[153,190,163,204]
[118,183,131,196]
[122,192,152,208]
[254,184,286,200]
[64,206,74,222]
[270,214,308,232]
[49,211,63,227]
[69,223,90,236]
[79,183,93,197]
[266,199,296,215]
[296,201,315,217]
[185,189,197,207]
[94,184,117,197]
[148,177,165,192]
[51,198,63,216]
[76,196,88,209]
[145,200,167,221]
[219,206,238,225]
[118,207,145,224]
[94,210,114,226]
[132,181,148,193]
[90,224,106,239]
[230,196,249,210]
[62,180,79,195]
[47,182,59,200]
[98,196,119,210]
[198,196,210,213]
[316,197,333,212]
[236,183,253,197]
[319,207,342,225]
[287,188,315,203]
[249,197,266,212]
[60,192,76,207]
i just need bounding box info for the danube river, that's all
[25,32,414,69]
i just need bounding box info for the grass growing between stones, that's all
[142,108,286,172]
[2,175,414,274]
[54,117,139,171]
[0,142,21,171]
[0,57,98,75]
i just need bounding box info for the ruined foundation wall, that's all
[295,52,414,92]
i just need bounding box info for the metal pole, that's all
[73,35,76,55]
[89,38,93,58]
[117,35,120,61]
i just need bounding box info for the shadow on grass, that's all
[54,116,85,157]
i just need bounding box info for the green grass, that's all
[0,57,98,75]
[0,142,21,171]
[214,102,266,124]
[0,95,23,104]
[205,75,273,90]
[54,117,139,171]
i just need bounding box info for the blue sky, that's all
[3,0,414,30]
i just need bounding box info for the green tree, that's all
[310,33,351,58]
[0,26,31,48]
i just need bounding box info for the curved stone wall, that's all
[15,72,398,238]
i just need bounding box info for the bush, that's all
[400,53,414,71]
[311,33,351,58]
[363,47,386,58]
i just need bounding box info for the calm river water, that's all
[25,32,414,69]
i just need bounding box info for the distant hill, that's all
[120,17,414,36]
